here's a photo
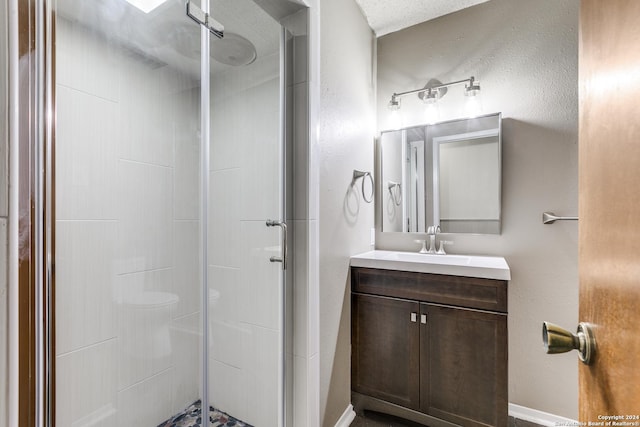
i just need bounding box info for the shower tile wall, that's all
[208,50,281,427]
[0,220,6,427]
[55,19,201,427]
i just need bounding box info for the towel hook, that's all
[352,170,374,203]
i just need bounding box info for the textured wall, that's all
[318,0,375,425]
[376,0,579,419]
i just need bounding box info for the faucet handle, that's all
[436,240,452,255]
[414,239,428,254]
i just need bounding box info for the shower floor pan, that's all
[158,400,253,427]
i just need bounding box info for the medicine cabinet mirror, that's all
[380,113,502,234]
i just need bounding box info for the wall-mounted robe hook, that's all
[542,212,578,224]
[352,170,374,203]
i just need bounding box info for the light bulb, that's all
[464,95,482,118]
[389,109,402,130]
[425,102,438,124]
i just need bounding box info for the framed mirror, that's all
[380,113,502,234]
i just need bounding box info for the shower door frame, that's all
[8,0,308,425]
[8,0,56,425]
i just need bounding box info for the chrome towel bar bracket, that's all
[352,170,374,203]
[542,212,578,224]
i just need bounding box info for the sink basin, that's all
[350,250,511,281]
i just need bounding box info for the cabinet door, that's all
[352,293,420,409]
[420,303,508,427]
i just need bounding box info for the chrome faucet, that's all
[426,225,440,254]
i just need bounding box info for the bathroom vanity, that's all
[350,251,510,427]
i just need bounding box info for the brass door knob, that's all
[542,321,596,365]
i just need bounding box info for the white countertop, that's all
[350,250,511,281]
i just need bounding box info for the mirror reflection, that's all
[380,113,502,234]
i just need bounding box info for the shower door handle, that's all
[266,220,287,270]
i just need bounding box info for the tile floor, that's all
[351,411,544,427]
[351,410,428,427]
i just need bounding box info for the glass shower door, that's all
[207,0,286,426]
[52,0,288,424]
[54,0,205,425]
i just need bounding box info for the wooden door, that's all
[579,0,640,417]
[421,304,508,427]
[351,293,421,409]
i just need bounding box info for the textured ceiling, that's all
[354,0,491,36]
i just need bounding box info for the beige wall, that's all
[376,0,579,419]
[318,0,375,425]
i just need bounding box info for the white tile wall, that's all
[116,269,174,390]
[116,368,174,427]
[209,168,241,267]
[210,319,246,368]
[56,221,117,355]
[56,340,118,427]
[241,324,280,427]
[209,358,245,419]
[173,221,200,318]
[239,221,281,330]
[0,219,7,427]
[171,313,201,412]
[55,5,307,426]
[293,82,310,220]
[174,123,200,221]
[286,15,319,426]
[208,46,285,427]
[292,220,309,357]
[117,60,174,168]
[56,21,121,102]
[293,355,309,427]
[238,80,281,220]
[56,86,118,221]
[116,160,174,274]
[56,17,202,426]
[209,265,241,323]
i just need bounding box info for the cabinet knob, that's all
[410,312,417,323]
[421,314,427,324]
[542,321,596,365]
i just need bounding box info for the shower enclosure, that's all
[6,0,311,425]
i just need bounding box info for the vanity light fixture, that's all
[422,88,439,124]
[388,76,482,120]
[388,96,402,129]
[464,78,482,117]
[125,0,169,13]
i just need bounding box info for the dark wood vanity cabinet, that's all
[351,267,508,427]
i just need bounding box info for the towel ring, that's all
[352,170,374,203]
[388,181,402,206]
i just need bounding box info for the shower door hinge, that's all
[186,1,224,39]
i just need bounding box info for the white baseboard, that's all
[341,401,574,427]
[509,403,578,427]
[335,404,356,427]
